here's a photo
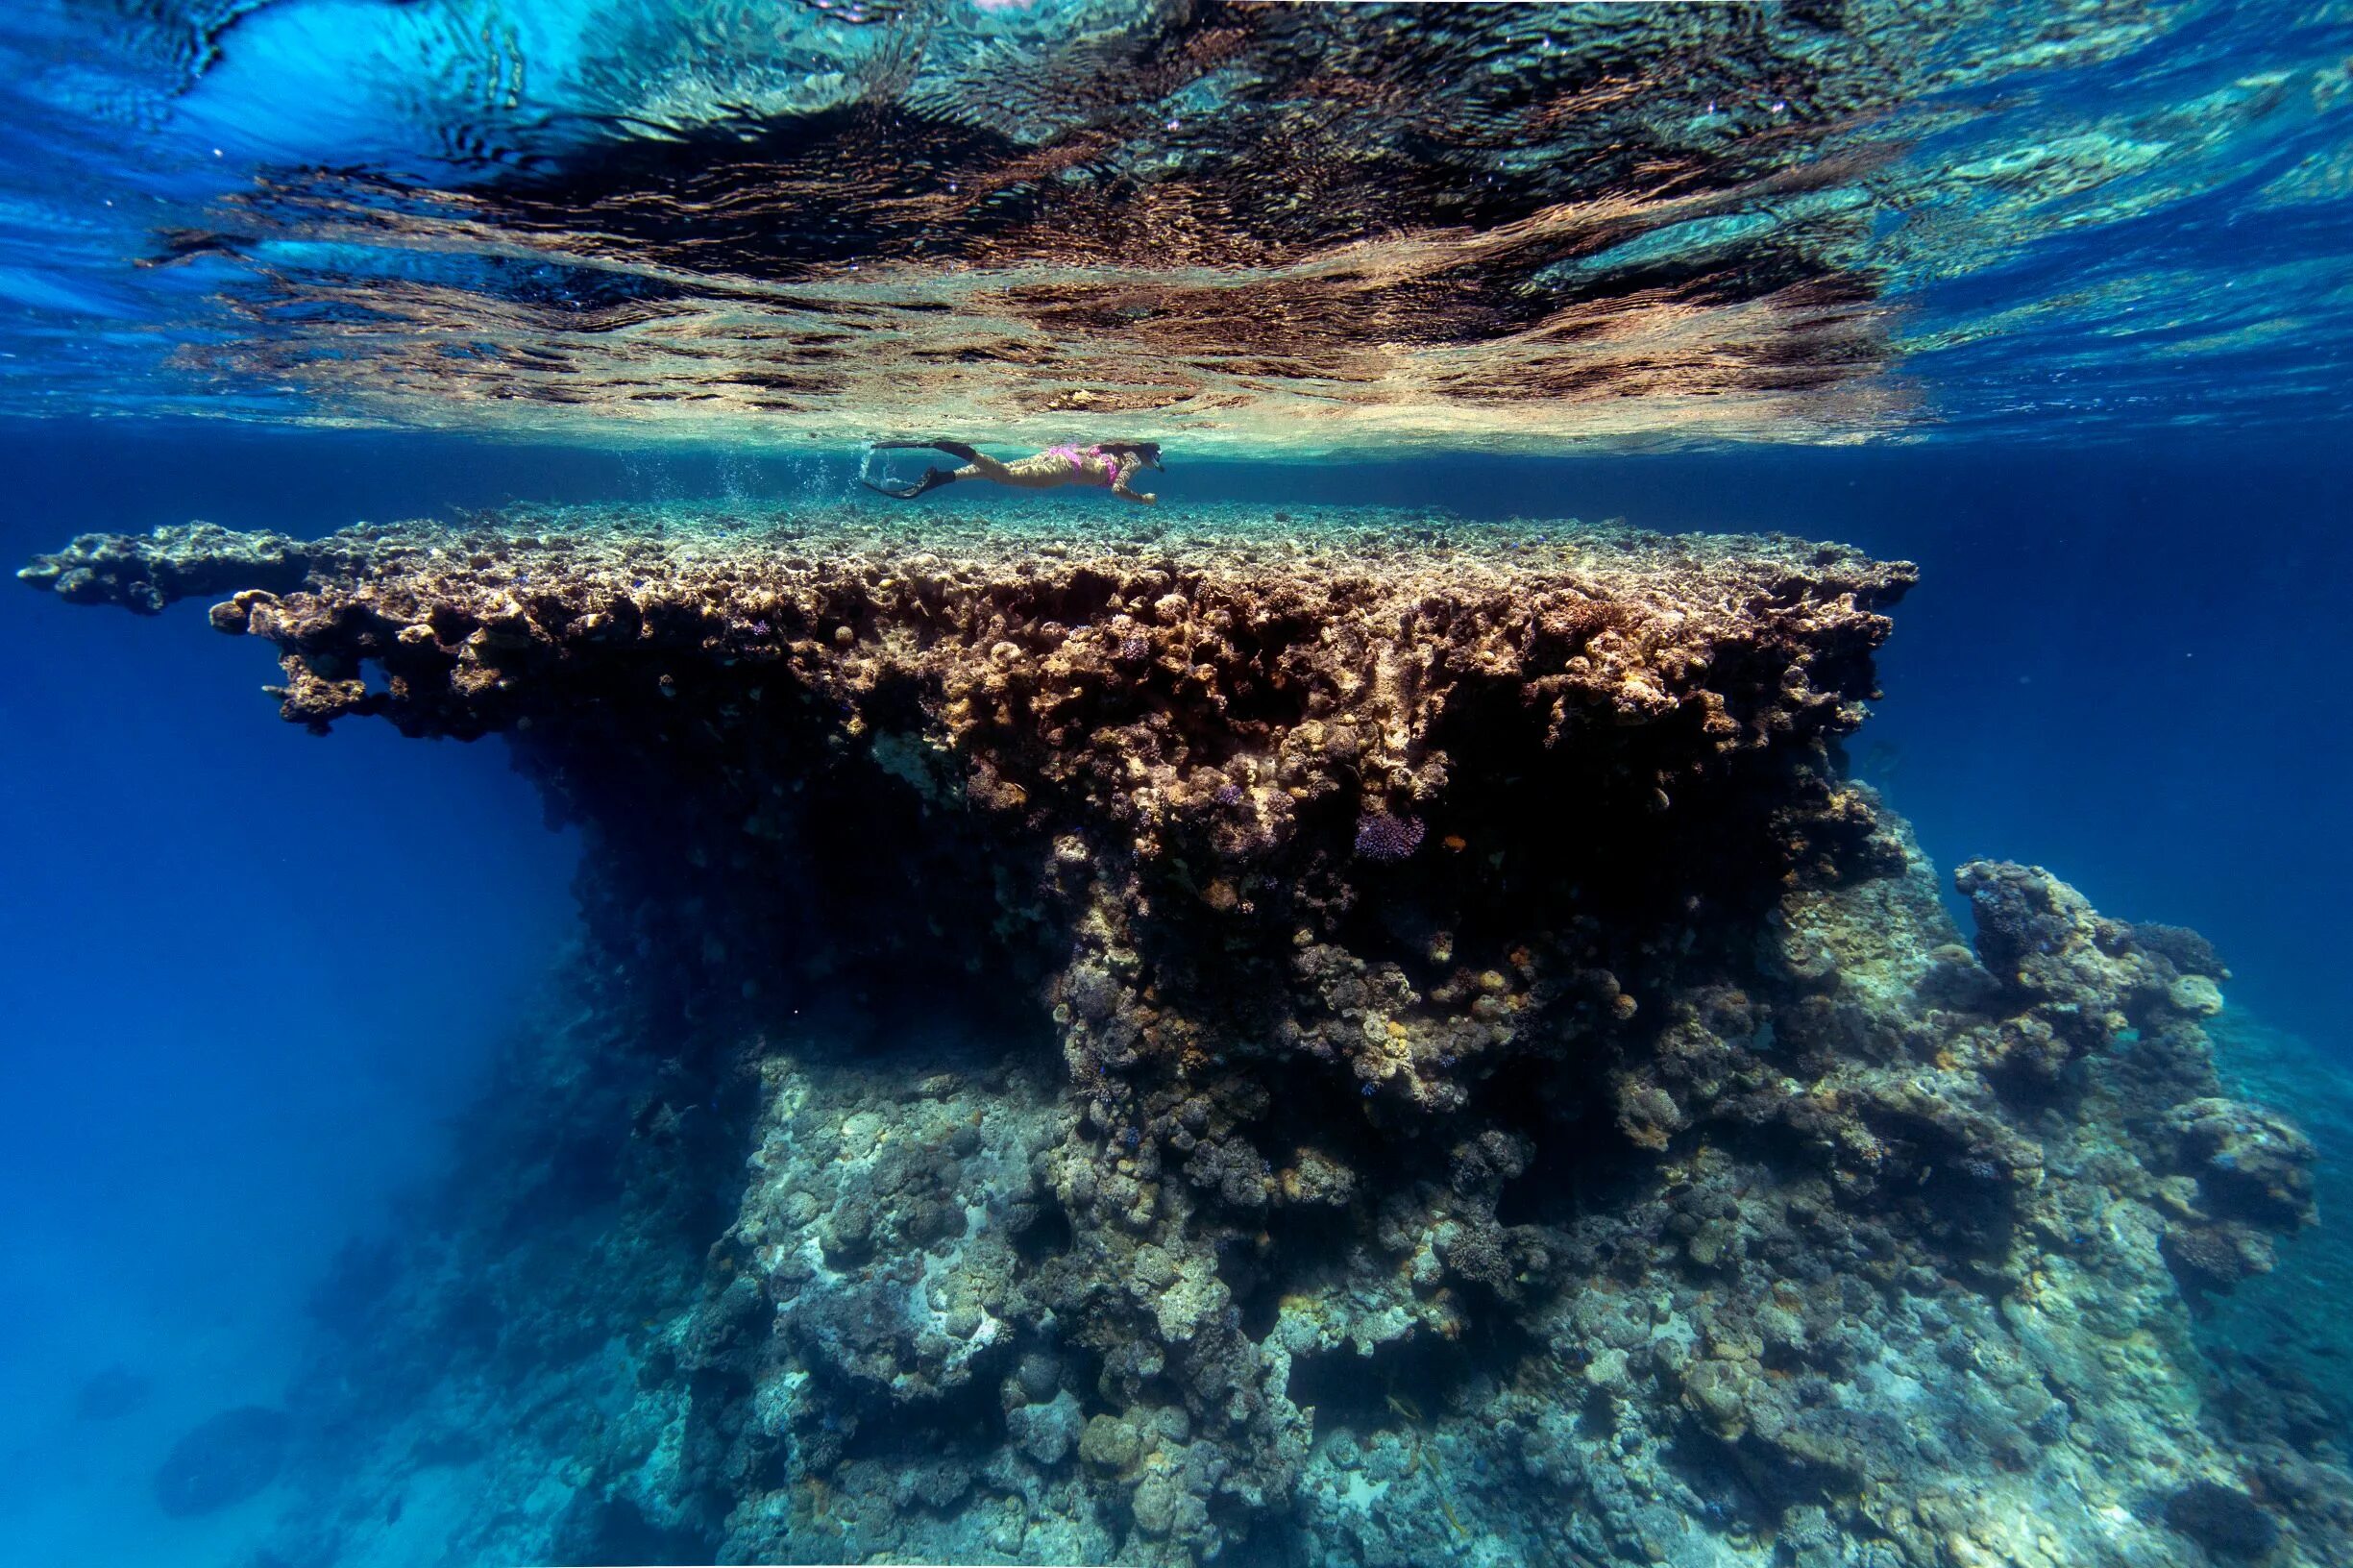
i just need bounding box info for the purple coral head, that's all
[1214,782,1244,807]
[1354,810,1426,862]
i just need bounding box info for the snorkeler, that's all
[861,439,1163,504]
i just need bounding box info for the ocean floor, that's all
[18,501,2353,1567]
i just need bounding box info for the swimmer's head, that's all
[1103,440,1164,470]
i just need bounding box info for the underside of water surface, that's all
[3,0,2350,448]
[5,5,2353,1568]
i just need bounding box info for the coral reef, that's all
[24,502,2346,1566]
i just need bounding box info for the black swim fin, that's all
[861,465,958,501]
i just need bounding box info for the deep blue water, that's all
[0,430,578,1561]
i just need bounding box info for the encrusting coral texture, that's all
[22,502,2346,1567]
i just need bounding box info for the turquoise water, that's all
[2,6,2350,1568]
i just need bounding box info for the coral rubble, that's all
[23,503,2345,1566]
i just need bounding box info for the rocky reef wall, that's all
[23,504,2345,1567]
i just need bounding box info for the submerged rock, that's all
[73,1364,151,1422]
[152,1406,291,1517]
[25,502,2348,1566]
[2167,1480,2282,1558]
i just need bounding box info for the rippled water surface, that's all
[3,0,2349,447]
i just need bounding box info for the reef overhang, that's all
[20,502,1918,1036]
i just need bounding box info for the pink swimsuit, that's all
[1048,445,1116,486]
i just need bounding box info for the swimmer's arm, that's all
[1110,455,1158,504]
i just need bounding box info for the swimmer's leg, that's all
[870,440,1014,481]
[871,440,979,459]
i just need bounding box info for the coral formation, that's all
[152,1405,293,1518]
[23,502,2346,1566]
[73,1364,152,1423]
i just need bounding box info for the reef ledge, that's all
[23,504,2342,1568]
